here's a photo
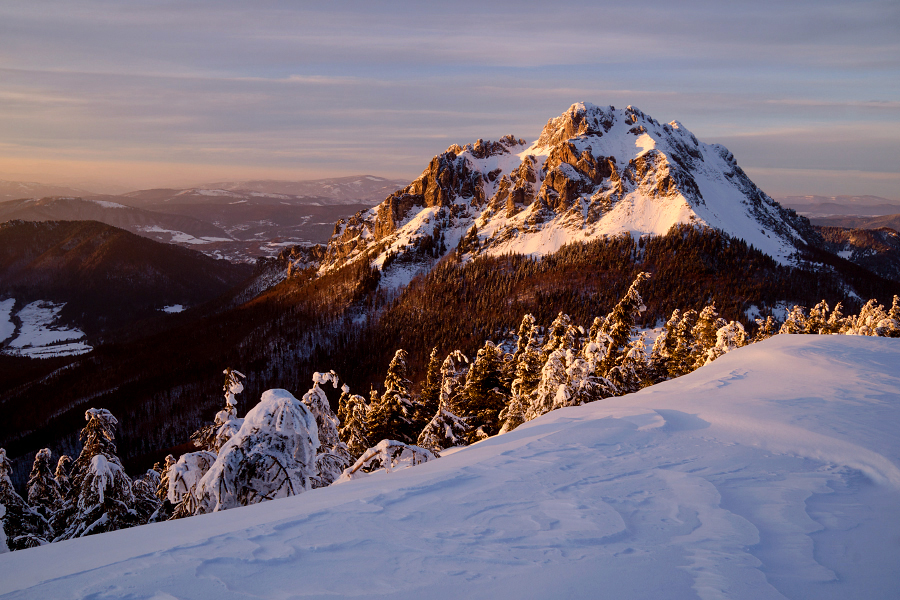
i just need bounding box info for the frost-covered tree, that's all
[1,448,50,551]
[55,409,136,540]
[779,305,808,335]
[649,309,680,382]
[368,350,417,444]
[148,455,176,523]
[501,315,543,433]
[192,368,246,453]
[27,448,62,523]
[691,304,726,369]
[571,318,617,403]
[667,309,699,378]
[460,341,509,442]
[418,351,470,451]
[417,347,442,427]
[54,455,72,499]
[599,272,650,374]
[339,440,436,482]
[529,347,569,420]
[885,296,900,338]
[302,371,351,488]
[607,334,652,395]
[57,409,137,540]
[192,390,319,513]
[826,302,848,334]
[703,321,748,365]
[61,454,137,539]
[131,469,161,524]
[168,451,217,519]
[752,315,779,342]
[338,388,370,460]
[806,301,831,335]
[541,312,573,361]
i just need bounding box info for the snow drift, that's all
[1,335,899,599]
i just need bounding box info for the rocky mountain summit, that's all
[299,103,817,287]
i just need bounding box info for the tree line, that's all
[2,270,898,551]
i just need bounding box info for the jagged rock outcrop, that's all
[294,102,820,288]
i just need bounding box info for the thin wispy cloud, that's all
[0,0,897,197]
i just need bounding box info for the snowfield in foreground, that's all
[2,336,899,599]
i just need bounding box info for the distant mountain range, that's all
[0,176,408,263]
[776,195,900,218]
[0,180,95,202]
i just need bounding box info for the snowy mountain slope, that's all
[2,335,898,600]
[315,103,816,286]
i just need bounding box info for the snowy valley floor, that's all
[2,335,899,600]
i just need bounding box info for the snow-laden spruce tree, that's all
[500,315,543,433]
[541,312,574,362]
[27,448,63,524]
[703,321,748,365]
[56,409,137,540]
[847,298,900,336]
[606,334,652,395]
[666,309,699,378]
[192,368,246,453]
[192,389,319,513]
[691,304,726,370]
[529,345,570,420]
[301,371,351,488]
[131,469,160,524]
[886,296,900,337]
[418,350,470,452]
[752,315,779,343]
[826,302,848,334]
[569,317,616,404]
[598,272,650,375]
[807,300,832,335]
[148,454,176,522]
[339,440,437,482]
[338,387,370,460]
[417,347,442,428]
[1,448,50,551]
[649,309,681,381]
[367,349,418,444]
[780,305,809,335]
[168,450,217,518]
[54,455,72,499]
[460,341,509,442]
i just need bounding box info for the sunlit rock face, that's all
[300,103,818,286]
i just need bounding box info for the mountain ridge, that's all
[303,103,818,290]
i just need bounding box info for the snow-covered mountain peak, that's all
[306,103,816,287]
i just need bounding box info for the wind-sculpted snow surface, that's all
[2,336,899,599]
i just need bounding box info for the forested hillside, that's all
[2,224,898,491]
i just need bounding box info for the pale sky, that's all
[1,0,898,197]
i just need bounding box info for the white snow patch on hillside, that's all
[1,300,91,358]
[88,200,127,209]
[137,226,232,244]
[160,305,184,314]
[0,298,15,344]
[2,336,899,599]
